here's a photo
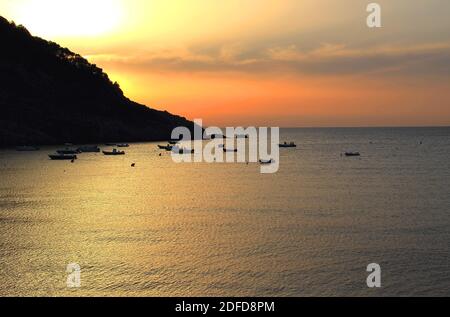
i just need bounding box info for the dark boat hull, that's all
[103,151,125,156]
[345,152,361,157]
[49,154,77,160]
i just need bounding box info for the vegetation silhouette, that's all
[0,16,194,147]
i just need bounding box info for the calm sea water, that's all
[0,127,449,297]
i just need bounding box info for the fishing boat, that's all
[49,154,77,160]
[279,142,297,148]
[16,146,40,152]
[57,148,80,155]
[77,146,100,153]
[158,145,173,151]
[259,159,275,164]
[117,144,129,148]
[103,149,125,156]
[345,152,361,157]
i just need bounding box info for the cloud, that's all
[86,41,450,78]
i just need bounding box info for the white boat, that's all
[103,149,125,156]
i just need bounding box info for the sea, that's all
[0,127,449,296]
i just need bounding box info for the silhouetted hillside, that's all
[0,16,195,146]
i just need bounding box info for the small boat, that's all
[117,144,129,148]
[103,149,125,156]
[158,145,173,151]
[279,142,297,148]
[77,146,100,153]
[345,152,361,157]
[49,154,77,160]
[223,148,238,153]
[16,146,40,152]
[57,148,80,155]
[208,134,226,140]
[259,159,275,164]
[172,146,194,154]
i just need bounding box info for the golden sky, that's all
[1,0,450,126]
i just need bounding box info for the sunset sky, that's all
[1,0,450,127]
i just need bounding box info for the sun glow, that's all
[12,0,124,38]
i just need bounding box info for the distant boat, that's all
[279,142,297,148]
[77,146,100,153]
[259,159,275,164]
[117,144,129,148]
[16,146,40,152]
[49,154,77,160]
[103,149,125,156]
[208,134,226,140]
[158,145,173,151]
[345,152,361,157]
[223,148,238,153]
[172,146,194,154]
[57,148,80,155]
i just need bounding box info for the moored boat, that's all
[158,145,173,151]
[279,142,297,148]
[103,149,125,156]
[49,154,77,160]
[171,146,194,154]
[345,152,361,157]
[57,148,80,155]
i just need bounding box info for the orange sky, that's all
[1,0,450,127]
